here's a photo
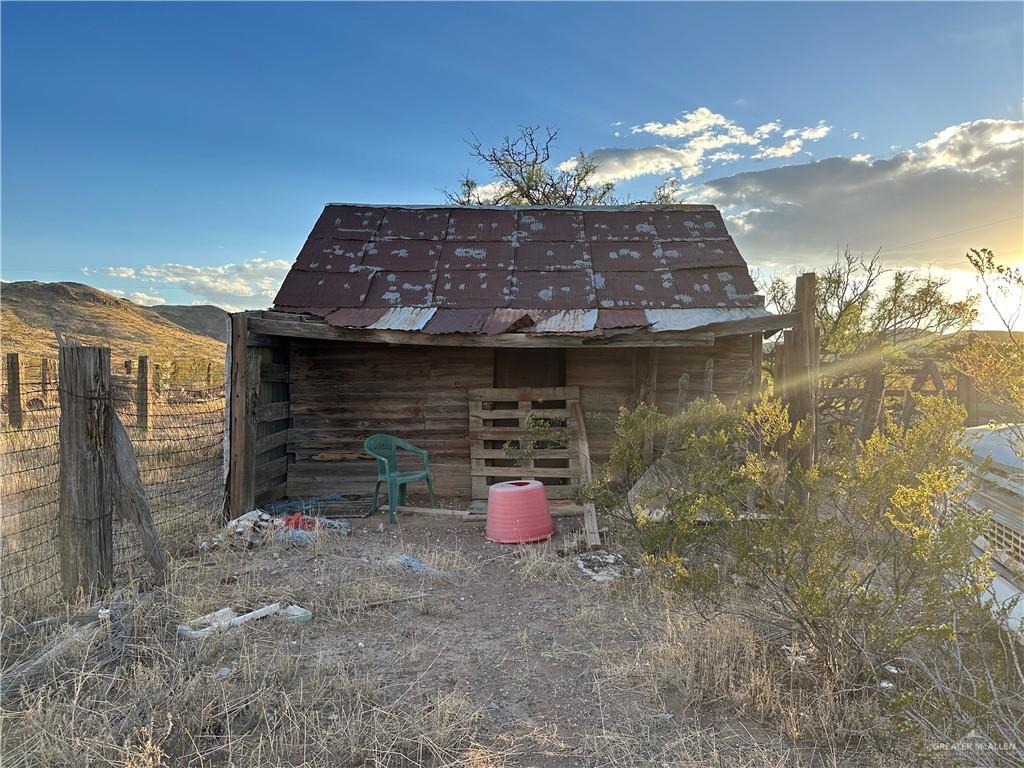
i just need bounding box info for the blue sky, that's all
[2,2,1022,322]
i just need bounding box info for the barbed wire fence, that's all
[1,351,226,623]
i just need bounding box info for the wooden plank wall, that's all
[254,337,290,506]
[567,335,752,465]
[287,341,493,501]
[284,335,752,502]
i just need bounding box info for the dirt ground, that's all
[2,511,903,767]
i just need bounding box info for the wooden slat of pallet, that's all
[468,386,580,401]
[470,465,576,478]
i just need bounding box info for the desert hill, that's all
[1,281,226,363]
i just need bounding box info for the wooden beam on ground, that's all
[572,401,602,550]
[58,345,114,600]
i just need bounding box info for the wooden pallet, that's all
[468,386,581,501]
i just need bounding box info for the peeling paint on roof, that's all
[274,204,768,334]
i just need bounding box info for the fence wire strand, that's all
[1,355,226,621]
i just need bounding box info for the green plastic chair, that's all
[364,434,435,523]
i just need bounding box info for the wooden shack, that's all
[226,204,797,518]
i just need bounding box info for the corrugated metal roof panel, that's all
[363,271,437,307]
[276,204,771,329]
[530,309,598,334]
[594,270,682,308]
[511,270,596,309]
[597,309,650,329]
[421,308,492,334]
[447,208,517,241]
[369,307,438,331]
[362,240,442,271]
[644,306,770,332]
[481,308,538,335]
[293,238,366,272]
[515,210,584,241]
[516,241,590,271]
[657,239,745,270]
[590,242,662,272]
[311,205,384,238]
[325,307,387,328]
[274,269,374,307]
[439,242,515,270]
[671,268,759,306]
[651,209,728,240]
[434,269,514,308]
[273,305,335,318]
[585,210,658,241]
[377,208,449,240]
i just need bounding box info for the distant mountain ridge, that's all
[0,281,226,361]
[150,304,229,343]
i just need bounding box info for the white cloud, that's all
[102,266,136,278]
[582,107,833,183]
[753,139,805,160]
[631,107,732,138]
[686,118,1023,282]
[129,291,166,306]
[136,256,291,308]
[851,131,863,140]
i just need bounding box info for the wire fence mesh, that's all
[1,353,226,622]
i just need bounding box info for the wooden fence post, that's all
[136,356,150,432]
[227,314,260,519]
[41,358,52,401]
[58,346,114,599]
[956,372,978,427]
[857,347,885,443]
[5,352,23,430]
[791,273,818,469]
[205,361,213,388]
[124,359,133,376]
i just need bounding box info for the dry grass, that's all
[1,519,926,767]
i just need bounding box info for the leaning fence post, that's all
[5,352,23,430]
[136,355,150,432]
[58,345,114,599]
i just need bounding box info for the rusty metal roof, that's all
[273,204,766,335]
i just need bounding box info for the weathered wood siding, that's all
[284,335,753,501]
[568,335,753,465]
[287,341,493,500]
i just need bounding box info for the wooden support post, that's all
[227,314,261,519]
[58,346,114,599]
[750,333,763,403]
[857,347,885,443]
[956,372,978,427]
[136,356,150,432]
[5,352,23,430]
[792,273,818,470]
[41,358,52,401]
[124,359,133,376]
[702,357,714,399]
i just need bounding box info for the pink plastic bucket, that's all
[485,480,555,544]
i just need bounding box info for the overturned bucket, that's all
[485,480,555,544]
